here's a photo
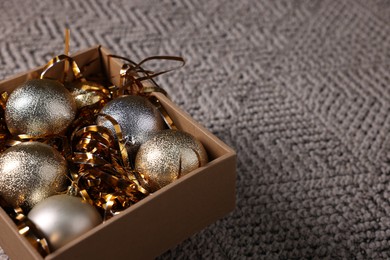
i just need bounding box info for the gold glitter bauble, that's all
[67,81,106,109]
[135,130,208,192]
[28,195,102,251]
[5,79,77,137]
[0,142,68,211]
[96,95,166,157]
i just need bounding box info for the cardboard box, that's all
[0,46,236,260]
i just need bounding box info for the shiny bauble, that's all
[0,142,68,211]
[96,95,165,157]
[28,194,102,251]
[67,81,106,109]
[5,79,77,137]
[135,130,208,192]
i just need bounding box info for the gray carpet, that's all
[1,0,390,259]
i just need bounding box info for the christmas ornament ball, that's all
[135,130,208,192]
[28,194,102,251]
[5,79,77,137]
[0,142,68,211]
[67,81,106,109]
[96,95,165,156]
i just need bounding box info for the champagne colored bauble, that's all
[0,142,68,211]
[5,79,77,137]
[28,194,102,251]
[135,130,208,192]
[96,95,165,156]
[67,81,106,109]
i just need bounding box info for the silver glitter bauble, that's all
[135,130,208,192]
[0,142,68,211]
[96,95,165,157]
[5,79,77,137]
[28,194,102,251]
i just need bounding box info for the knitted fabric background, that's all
[1,0,390,259]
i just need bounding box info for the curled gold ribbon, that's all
[66,106,149,219]
[41,54,111,111]
[40,54,82,82]
[0,21,188,256]
[68,111,149,220]
[0,92,7,109]
[0,196,51,256]
[1,49,186,236]
[108,54,185,96]
[148,95,177,130]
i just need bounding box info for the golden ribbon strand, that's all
[2,44,185,239]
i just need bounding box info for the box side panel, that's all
[0,46,237,260]
[153,92,235,160]
[47,153,236,260]
[72,46,103,79]
[0,208,43,260]
[99,47,123,87]
[48,50,237,260]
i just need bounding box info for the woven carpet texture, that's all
[1,0,390,259]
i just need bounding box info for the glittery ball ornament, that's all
[5,79,77,137]
[96,95,165,156]
[67,81,106,109]
[0,142,68,211]
[28,194,102,251]
[135,130,208,192]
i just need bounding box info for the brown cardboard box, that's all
[0,46,236,260]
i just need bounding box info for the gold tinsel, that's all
[0,45,185,256]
